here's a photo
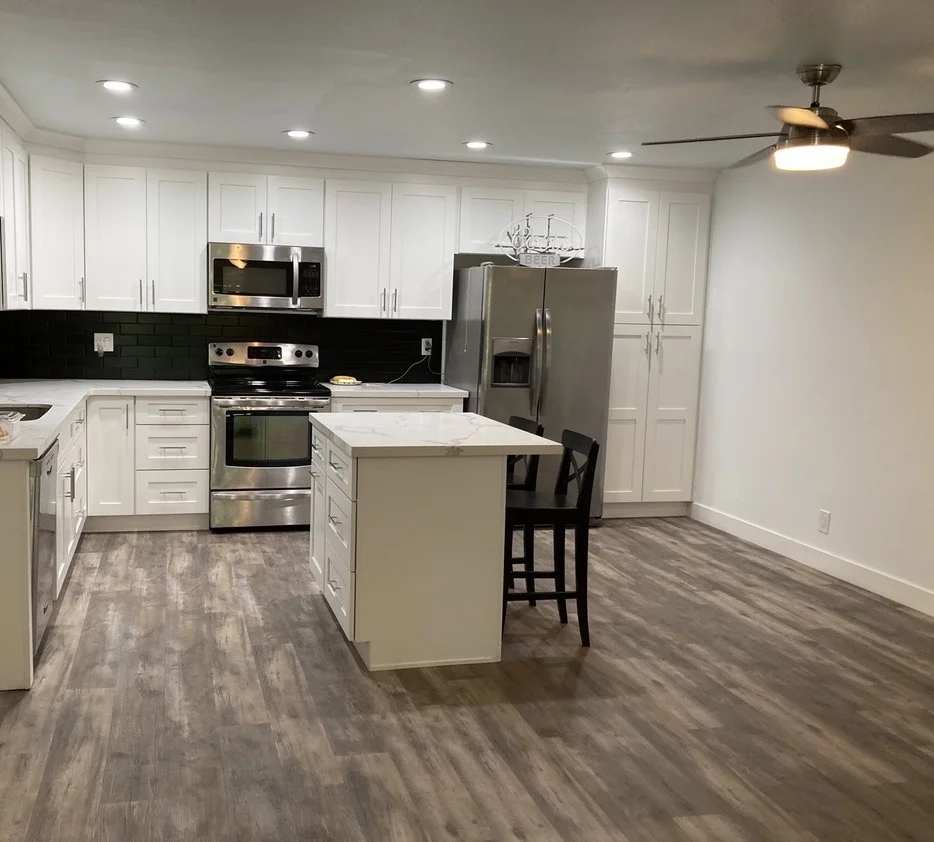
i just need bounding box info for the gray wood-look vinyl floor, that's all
[2,519,934,841]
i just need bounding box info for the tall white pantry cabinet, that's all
[586,169,714,510]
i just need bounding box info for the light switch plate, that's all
[93,333,114,354]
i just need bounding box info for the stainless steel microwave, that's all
[208,242,325,314]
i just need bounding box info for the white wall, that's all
[694,154,934,615]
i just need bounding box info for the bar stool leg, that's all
[523,524,536,607]
[575,523,590,646]
[554,523,568,624]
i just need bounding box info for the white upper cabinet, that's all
[147,169,208,313]
[84,166,147,311]
[390,183,457,320]
[30,156,85,310]
[266,176,324,246]
[1,124,30,309]
[458,187,523,253]
[208,173,267,243]
[523,190,587,248]
[654,192,710,325]
[603,324,651,504]
[642,325,702,502]
[604,186,659,325]
[324,180,392,319]
[209,173,324,246]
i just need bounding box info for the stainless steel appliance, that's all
[444,264,617,516]
[209,342,330,529]
[31,439,58,656]
[208,242,325,314]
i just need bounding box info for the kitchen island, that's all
[309,412,563,670]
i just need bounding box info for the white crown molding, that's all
[585,164,718,185]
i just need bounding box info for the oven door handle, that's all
[292,252,300,306]
[212,490,312,503]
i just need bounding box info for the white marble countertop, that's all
[0,379,210,460]
[326,382,468,399]
[311,412,564,458]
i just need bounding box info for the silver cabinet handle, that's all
[159,445,186,453]
[327,577,341,592]
[21,271,28,302]
[328,460,343,472]
[79,276,86,304]
[657,294,664,324]
[271,212,276,242]
[160,490,187,499]
[540,308,553,415]
[139,278,143,308]
[655,331,661,355]
[64,468,76,500]
[328,514,342,525]
[391,288,398,313]
[381,289,387,313]
[647,295,654,323]
[125,405,129,430]
[644,331,651,357]
[160,408,186,415]
[258,212,264,241]
[309,469,321,478]
[151,280,156,309]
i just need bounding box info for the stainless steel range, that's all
[209,341,330,529]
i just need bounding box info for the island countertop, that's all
[310,412,564,458]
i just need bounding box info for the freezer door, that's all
[538,268,618,516]
[478,266,546,424]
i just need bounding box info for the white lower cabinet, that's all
[87,397,135,516]
[323,536,354,639]
[309,459,327,588]
[135,470,209,515]
[603,324,702,504]
[329,397,463,413]
[135,425,209,470]
[56,424,88,596]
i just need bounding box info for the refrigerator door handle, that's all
[540,308,553,415]
[530,308,544,416]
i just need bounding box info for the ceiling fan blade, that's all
[728,145,777,169]
[839,113,934,137]
[849,134,934,158]
[767,106,828,130]
[642,132,782,147]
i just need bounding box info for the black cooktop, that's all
[210,376,331,398]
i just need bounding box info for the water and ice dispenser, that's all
[490,338,532,387]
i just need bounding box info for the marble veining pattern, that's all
[0,380,210,460]
[312,412,563,458]
[327,383,468,398]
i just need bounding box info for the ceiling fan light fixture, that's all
[774,137,849,171]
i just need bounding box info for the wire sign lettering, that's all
[498,214,584,267]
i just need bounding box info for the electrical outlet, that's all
[818,509,831,534]
[93,333,114,356]
[421,338,432,356]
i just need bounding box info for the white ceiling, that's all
[1,0,934,168]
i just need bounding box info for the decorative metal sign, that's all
[498,214,584,266]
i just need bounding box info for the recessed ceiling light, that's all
[411,79,452,91]
[464,140,491,150]
[113,116,144,129]
[98,80,137,93]
[609,150,633,159]
[284,129,313,139]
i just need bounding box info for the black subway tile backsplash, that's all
[0,311,444,383]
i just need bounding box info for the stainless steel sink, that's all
[0,404,52,421]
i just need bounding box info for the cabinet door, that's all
[147,169,208,313]
[642,325,702,502]
[458,186,524,253]
[87,398,135,516]
[310,464,326,589]
[30,157,85,310]
[1,128,30,309]
[390,183,457,320]
[266,176,324,246]
[655,192,710,326]
[604,186,659,325]
[208,173,267,243]
[324,180,391,318]
[523,189,587,251]
[84,166,147,311]
[603,325,651,504]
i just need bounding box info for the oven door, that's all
[208,242,325,312]
[211,397,329,490]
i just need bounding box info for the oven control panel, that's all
[208,342,320,367]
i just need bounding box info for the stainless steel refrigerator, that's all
[444,264,617,516]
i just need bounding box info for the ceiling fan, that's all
[643,64,934,170]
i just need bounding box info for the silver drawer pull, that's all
[160,490,187,499]
[159,408,186,415]
[309,469,321,478]
[327,578,341,592]
[159,445,187,453]
[328,515,342,526]
[328,460,343,472]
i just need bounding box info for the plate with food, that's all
[330,375,363,386]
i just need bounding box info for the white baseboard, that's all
[85,513,210,533]
[601,502,690,519]
[691,503,934,618]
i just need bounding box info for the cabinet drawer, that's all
[135,469,209,514]
[325,480,355,569]
[60,400,87,456]
[330,398,463,413]
[323,537,354,640]
[136,397,209,425]
[325,441,354,499]
[135,425,209,470]
[311,425,328,464]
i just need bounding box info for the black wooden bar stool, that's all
[506,416,544,606]
[503,429,600,646]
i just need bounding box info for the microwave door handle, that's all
[291,253,300,306]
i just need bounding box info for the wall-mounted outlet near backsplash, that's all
[0,311,444,383]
